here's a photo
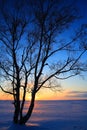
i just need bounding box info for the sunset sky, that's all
[0,0,87,101]
[0,74,87,100]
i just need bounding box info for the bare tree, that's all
[0,0,86,125]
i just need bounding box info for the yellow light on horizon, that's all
[0,88,86,101]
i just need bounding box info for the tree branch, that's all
[0,85,13,95]
[54,74,79,80]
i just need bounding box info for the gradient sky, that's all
[0,0,87,100]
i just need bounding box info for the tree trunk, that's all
[19,91,35,124]
[13,100,20,123]
[13,78,20,124]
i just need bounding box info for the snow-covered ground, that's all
[0,100,87,130]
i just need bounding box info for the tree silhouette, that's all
[0,0,86,125]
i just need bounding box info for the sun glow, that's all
[0,82,87,100]
[25,93,39,101]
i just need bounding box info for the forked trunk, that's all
[19,92,35,124]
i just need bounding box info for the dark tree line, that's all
[0,0,87,125]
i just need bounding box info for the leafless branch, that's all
[0,85,13,95]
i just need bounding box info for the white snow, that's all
[0,100,87,130]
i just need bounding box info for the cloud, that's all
[66,90,87,99]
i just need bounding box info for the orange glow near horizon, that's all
[0,89,65,100]
[0,88,87,101]
[0,91,13,100]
